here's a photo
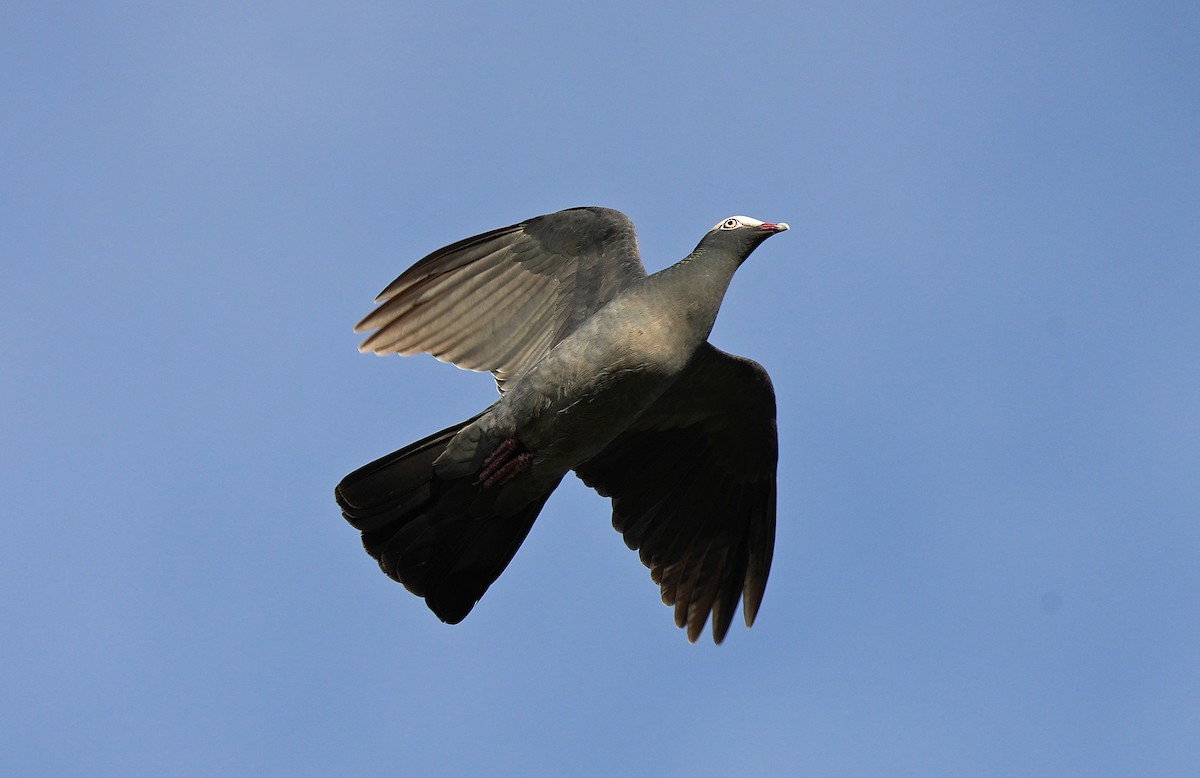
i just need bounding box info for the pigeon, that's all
[336,207,788,643]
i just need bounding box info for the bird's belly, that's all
[541,365,666,461]
[504,355,652,457]
[488,298,698,501]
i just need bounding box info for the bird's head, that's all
[696,215,790,263]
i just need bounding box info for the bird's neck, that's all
[652,247,743,344]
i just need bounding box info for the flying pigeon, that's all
[335,207,788,643]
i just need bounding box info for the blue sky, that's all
[3,2,1198,775]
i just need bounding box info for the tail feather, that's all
[336,420,468,532]
[335,415,555,624]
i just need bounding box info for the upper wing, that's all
[356,207,646,390]
[574,343,778,644]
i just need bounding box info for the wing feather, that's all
[575,343,778,643]
[355,207,646,391]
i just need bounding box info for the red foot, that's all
[479,437,533,488]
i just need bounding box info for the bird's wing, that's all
[355,207,646,391]
[574,343,777,644]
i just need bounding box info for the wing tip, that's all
[356,338,386,355]
[742,590,763,628]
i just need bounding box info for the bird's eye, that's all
[720,218,740,230]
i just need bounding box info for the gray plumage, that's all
[336,207,788,643]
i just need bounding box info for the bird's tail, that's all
[335,415,553,624]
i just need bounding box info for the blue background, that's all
[4,2,1198,775]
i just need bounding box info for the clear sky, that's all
[3,2,1198,775]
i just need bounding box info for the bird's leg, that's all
[480,437,517,477]
[478,437,533,488]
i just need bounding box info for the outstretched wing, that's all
[574,343,778,644]
[356,207,646,390]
